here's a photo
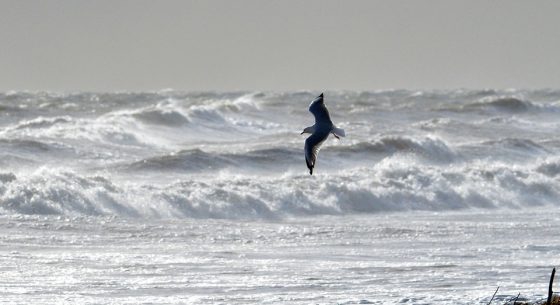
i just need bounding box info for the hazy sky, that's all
[1,0,559,91]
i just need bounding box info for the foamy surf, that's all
[1,90,560,218]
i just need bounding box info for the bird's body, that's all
[301,93,345,175]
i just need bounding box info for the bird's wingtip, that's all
[319,93,323,98]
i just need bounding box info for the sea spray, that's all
[1,90,560,218]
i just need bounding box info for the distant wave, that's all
[0,139,53,152]
[124,147,302,173]
[17,135,541,175]
[131,108,190,127]
[439,96,560,114]
[465,97,532,112]
[126,149,234,172]
[332,137,457,162]
[480,138,549,154]
[0,138,72,154]
[122,137,457,173]
[2,115,153,149]
[10,116,73,130]
[0,104,26,113]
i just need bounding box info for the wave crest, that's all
[132,108,189,127]
[334,137,457,162]
[4,157,559,219]
[468,97,531,112]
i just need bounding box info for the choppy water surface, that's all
[1,211,559,304]
[1,90,560,303]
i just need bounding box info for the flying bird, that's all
[301,93,345,175]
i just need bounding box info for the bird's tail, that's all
[332,126,346,138]
[306,156,314,175]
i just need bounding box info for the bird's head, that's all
[301,126,314,135]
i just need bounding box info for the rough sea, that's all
[1,90,560,304]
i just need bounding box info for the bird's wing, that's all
[308,93,332,125]
[304,132,328,175]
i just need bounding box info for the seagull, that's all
[301,93,345,175]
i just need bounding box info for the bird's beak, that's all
[300,131,304,135]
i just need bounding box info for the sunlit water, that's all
[1,90,560,303]
[1,210,558,304]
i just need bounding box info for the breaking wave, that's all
[332,137,458,162]
[11,116,73,130]
[466,97,533,112]
[1,156,560,219]
[131,108,190,127]
[457,96,560,113]
[2,89,560,219]
[121,137,457,174]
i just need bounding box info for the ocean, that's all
[1,90,560,304]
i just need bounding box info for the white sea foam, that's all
[1,89,560,218]
[1,155,559,218]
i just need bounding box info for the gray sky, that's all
[1,0,559,91]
